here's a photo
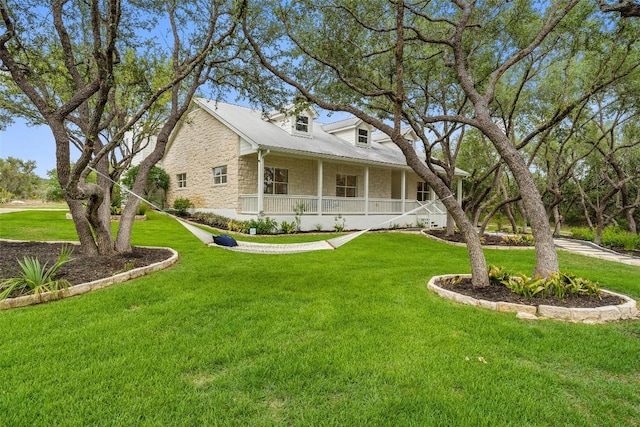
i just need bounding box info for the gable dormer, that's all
[266,104,319,139]
[372,128,419,150]
[323,118,375,148]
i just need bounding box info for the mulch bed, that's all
[428,230,532,246]
[0,241,172,298]
[428,231,629,308]
[436,276,625,309]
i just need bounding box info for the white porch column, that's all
[257,150,266,213]
[457,177,463,205]
[317,159,323,216]
[364,166,369,215]
[401,170,406,213]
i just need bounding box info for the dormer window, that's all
[357,128,370,146]
[295,115,309,133]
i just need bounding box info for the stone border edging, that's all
[0,244,178,310]
[427,274,638,323]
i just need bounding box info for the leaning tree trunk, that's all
[394,138,489,288]
[505,205,518,233]
[478,115,559,278]
[552,205,562,237]
[115,124,174,253]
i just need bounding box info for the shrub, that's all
[136,203,148,216]
[280,220,296,234]
[570,227,594,241]
[0,188,14,204]
[173,198,194,216]
[570,226,640,251]
[247,213,278,235]
[601,227,640,250]
[293,203,305,231]
[501,234,534,246]
[0,245,73,300]
[227,220,248,233]
[486,265,600,299]
[190,212,230,229]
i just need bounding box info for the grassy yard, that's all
[0,210,639,426]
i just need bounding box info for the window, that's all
[417,182,429,201]
[357,128,369,145]
[264,167,288,194]
[176,173,187,188]
[213,165,227,185]
[336,174,357,197]
[295,115,309,133]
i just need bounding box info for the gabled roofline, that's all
[187,99,470,178]
[194,98,260,151]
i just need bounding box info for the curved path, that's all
[554,237,640,267]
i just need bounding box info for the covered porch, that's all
[239,194,448,228]
[235,152,463,230]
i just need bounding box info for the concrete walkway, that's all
[554,237,640,267]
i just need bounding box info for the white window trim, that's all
[264,166,289,195]
[336,174,357,198]
[417,182,429,202]
[292,114,313,137]
[356,127,370,147]
[176,173,187,189]
[213,165,227,186]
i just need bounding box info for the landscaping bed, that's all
[436,275,623,309]
[0,240,172,297]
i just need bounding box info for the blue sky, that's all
[0,118,60,178]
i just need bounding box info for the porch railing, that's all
[239,194,445,217]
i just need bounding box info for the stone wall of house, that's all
[238,155,258,198]
[263,155,318,195]
[163,108,239,209]
[368,168,393,199]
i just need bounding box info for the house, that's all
[161,99,469,231]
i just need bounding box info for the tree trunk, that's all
[479,116,559,278]
[66,198,100,256]
[517,201,528,234]
[397,142,488,288]
[504,205,518,233]
[88,155,116,255]
[594,219,605,245]
[115,125,173,252]
[627,208,637,234]
[552,205,562,237]
[445,211,456,236]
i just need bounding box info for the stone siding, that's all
[164,109,239,209]
[163,108,429,213]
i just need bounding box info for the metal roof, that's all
[194,98,469,176]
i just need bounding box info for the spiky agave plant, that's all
[0,245,74,300]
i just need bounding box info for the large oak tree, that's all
[0,0,244,255]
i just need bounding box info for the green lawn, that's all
[1,211,639,426]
